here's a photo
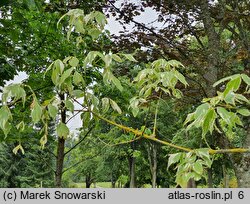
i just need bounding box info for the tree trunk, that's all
[207,168,213,187]
[233,121,250,187]
[222,165,229,188]
[128,142,136,188]
[55,93,66,187]
[85,172,92,188]
[199,0,221,189]
[111,171,116,188]
[128,155,136,188]
[129,156,136,188]
[55,138,65,187]
[187,179,196,188]
[199,0,220,97]
[147,142,157,188]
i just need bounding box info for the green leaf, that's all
[132,107,139,117]
[186,103,210,131]
[0,106,12,136]
[40,134,48,149]
[16,121,25,132]
[237,108,250,116]
[111,75,123,92]
[13,144,25,155]
[241,74,250,85]
[129,97,140,117]
[54,59,64,74]
[88,28,102,39]
[56,122,69,139]
[94,11,107,28]
[103,70,123,91]
[81,112,91,129]
[65,99,74,113]
[104,54,112,68]
[59,67,74,86]
[73,71,85,86]
[213,74,240,87]
[174,70,188,87]
[193,162,203,175]
[51,65,61,86]
[224,91,235,105]
[234,114,243,126]
[72,90,85,98]
[224,76,241,95]
[235,94,249,104]
[152,59,167,70]
[75,19,85,33]
[168,153,182,169]
[217,107,231,124]
[184,113,195,126]
[167,60,184,68]
[120,54,137,62]
[195,148,210,160]
[144,87,153,98]
[175,172,190,188]
[31,98,43,123]
[2,84,26,106]
[202,108,216,136]
[112,54,123,63]
[83,51,104,67]
[110,99,122,114]
[69,57,79,67]
[48,104,58,119]
[102,97,110,113]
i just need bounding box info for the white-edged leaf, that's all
[167,153,182,169]
[65,99,74,113]
[213,74,240,87]
[48,104,58,119]
[31,98,43,123]
[59,67,74,85]
[112,54,123,63]
[241,74,250,85]
[237,108,250,116]
[56,122,69,139]
[102,97,110,113]
[110,99,122,114]
[193,162,203,175]
[73,71,85,86]
[120,53,137,62]
[69,57,79,67]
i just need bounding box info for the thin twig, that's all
[64,126,94,156]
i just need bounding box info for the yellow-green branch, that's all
[91,111,250,155]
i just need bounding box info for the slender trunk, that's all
[187,179,196,188]
[222,165,229,188]
[85,172,92,188]
[207,168,213,187]
[129,155,136,188]
[55,93,66,187]
[128,142,136,188]
[55,138,65,187]
[147,142,157,188]
[111,171,116,188]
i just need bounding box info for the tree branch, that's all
[107,0,191,61]
[64,126,94,156]
[90,110,250,155]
